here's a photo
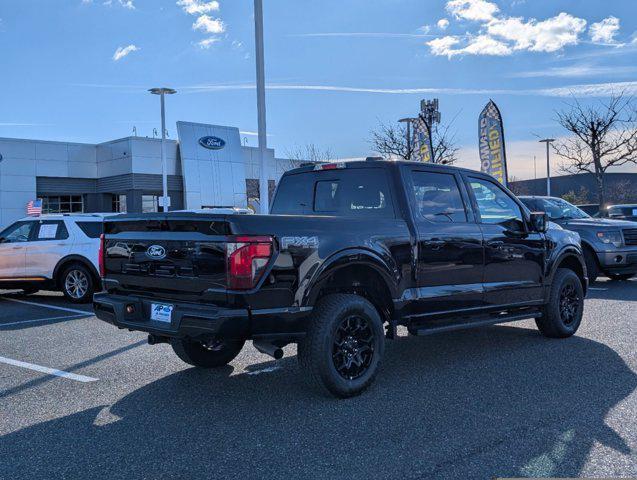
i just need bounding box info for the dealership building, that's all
[0,121,301,229]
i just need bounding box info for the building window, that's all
[142,195,159,213]
[112,194,127,213]
[41,195,84,214]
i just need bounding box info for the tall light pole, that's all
[398,118,417,160]
[539,138,555,196]
[149,87,176,212]
[254,0,268,214]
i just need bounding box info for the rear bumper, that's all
[93,292,312,342]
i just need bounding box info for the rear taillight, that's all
[226,236,273,290]
[98,234,105,277]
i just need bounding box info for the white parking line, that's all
[246,366,282,376]
[0,314,87,328]
[3,297,92,316]
[0,356,98,383]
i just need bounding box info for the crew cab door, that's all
[464,175,545,307]
[406,167,484,313]
[24,220,73,279]
[0,221,35,279]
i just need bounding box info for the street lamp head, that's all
[149,87,177,95]
[539,138,556,144]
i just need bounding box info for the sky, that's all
[1,0,636,179]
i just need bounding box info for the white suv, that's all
[0,214,109,303]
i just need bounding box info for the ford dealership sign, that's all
[199,136,226,150]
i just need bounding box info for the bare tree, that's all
[285,144,333,165]
[562,187,590,205]
[554,93,637,206]
[370,120,459,164]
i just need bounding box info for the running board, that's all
[408,309,542,336]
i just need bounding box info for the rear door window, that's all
[410,171,467,223]
[33,221,69,241]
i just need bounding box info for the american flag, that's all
[26,199,43,216]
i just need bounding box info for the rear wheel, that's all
[535,268,584,338]
[171,338,245,368]
[60,264,95,303]
[607,273,635,281]
[583,248,599,283]
[298,294,384,398]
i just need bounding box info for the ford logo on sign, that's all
[146,245,166,260]
[199,136,226,150]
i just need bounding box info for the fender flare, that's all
[302,248,399,307]
[548,246,588,292]
[53,255,100,286]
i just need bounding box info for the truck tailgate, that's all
[103,216,230,295]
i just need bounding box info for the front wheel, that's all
[60,264,95,303]
[298,294,384,398]
[535,268,584,338]
[171,338,245,368]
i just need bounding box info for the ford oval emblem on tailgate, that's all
[146,245,166,260]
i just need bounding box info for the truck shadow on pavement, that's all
[1,325,635,480]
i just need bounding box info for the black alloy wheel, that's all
[332,315,375,380]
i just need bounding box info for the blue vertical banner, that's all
[479,100,508,186]
[412,116,433,163]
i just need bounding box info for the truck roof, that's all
[284,159,482,176]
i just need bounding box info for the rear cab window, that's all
[271,167,396,218]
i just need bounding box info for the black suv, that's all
[94,161,587,397]
[520,196,637,282]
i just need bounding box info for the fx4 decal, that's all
[281,236,319,250]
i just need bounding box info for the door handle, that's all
[11,246,22,250]
[425,239,446,250]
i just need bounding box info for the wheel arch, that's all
[53,255,100,287]
[550,249,588,296]
[303,249,398,323]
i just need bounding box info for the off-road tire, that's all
[60,263,95,304]
[535,268,584,338]
[298,294,384,398]
[583,247,599,283]
[171,338,245,368]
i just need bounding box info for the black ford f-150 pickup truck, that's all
[94,160,588,397]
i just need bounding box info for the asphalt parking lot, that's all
[0,282,636,480]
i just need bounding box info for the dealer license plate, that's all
[150,303,174,323]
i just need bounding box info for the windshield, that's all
[537,198,590,220]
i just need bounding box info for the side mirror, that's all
[529,212,549,233]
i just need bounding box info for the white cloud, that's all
[437,18,450,30]
[446,0,499,22]
[118,0,135,8]
[419,25,431,34]
[197,37,220,49]
[112,44,139,61]
[487,12,587,52]
[177,0,219,15]
[589,16,620,44]
[192,14,225,34]
[427,34,511,57]
[428,2,588,57]
[513,64,637,78]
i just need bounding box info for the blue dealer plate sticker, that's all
[151,304,174,323]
